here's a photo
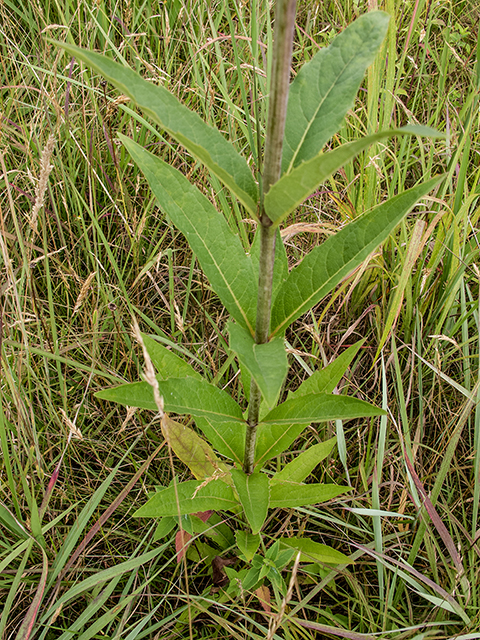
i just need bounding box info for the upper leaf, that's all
[281,11,389,174]
[271,436,337,484]
[260,392,385,425]
[271,176,444,336]
[231,470,270,535]
[52,42,258,214]
[289,340,363,399]
[121,136,258,333]
[228,321,288,408]
[266,127,444,227]
[95,377,244,423]
[142,333,202,380]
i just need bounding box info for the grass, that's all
[0,0,479,638]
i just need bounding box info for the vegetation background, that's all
[0,0,479,638]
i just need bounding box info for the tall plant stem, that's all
[243,0,297,474]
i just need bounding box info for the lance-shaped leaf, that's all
[272,436,337,485]
[254,393,384,466]
[231,470,269,535]
[261,392,385,425]
[255,422,310,466]
[134,479,237,518]
[142,333,202,380]
[195,417,245,465]
[121,136,258,333]
[281,11,389,174]
[52,42,258,214]
[95,377,244,423]
[271,176,444,336]
[270,482,350,509]
[229,321,288,408]
[267,126,443,227]
[289,340,363,399]
[161,414,223,480]
[279,537,350,564]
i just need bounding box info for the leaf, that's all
[228,321,288,408]
[271,176,444,336]
[289,340,364,399]
[281,11,390,174]
[235,530,261,562]
[160,414,223,480]
[133,479,237,518]
[141,333,202,380]
[272,436,337,484]
[120,136,258,333]
[231,470,269,535]
[261,393,385,425]
[269,482,350,509]
[51,42,258,214]
[267,127,444,227]
[153,517,176,541]
[279,537,350,564]
[195,417,245,465]
[95,376,244,423]
[254,393,383,466]
[255,422,310,467]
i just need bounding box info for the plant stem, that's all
[243,0,296,475]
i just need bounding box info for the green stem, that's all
[243,0,296,475]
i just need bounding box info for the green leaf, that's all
[228,322,288,408]
[269,482,350,509]
[142,333,202,380]
[161,414,225,480]
[120,136,258,333]
[254,393,384,466]
[279,537,350,564]
[235,530,261,562]
[255,422,310,467]
[231,470,269,535]
[261,393,385,425]
[272,436,337,484]
[133,479,237,518]
[153,517,176,541]
[267,127,444,227]
[271,176,444,336]
[289,340,364,399]
[95,377,244,423]
[51,42,258,214]
[195,417,245,465]
[281,11,390,174]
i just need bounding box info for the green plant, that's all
[51,2,444,594]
